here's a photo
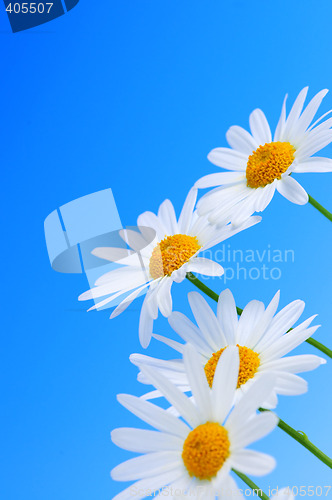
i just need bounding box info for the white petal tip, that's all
[129,353,140,365]
[139,336,151,349]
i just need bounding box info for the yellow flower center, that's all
[204,345,260,389]
[149,234,201,279]
[182,422,230,480]
[246,142,296,188]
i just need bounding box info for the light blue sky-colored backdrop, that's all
[0,1,331,499]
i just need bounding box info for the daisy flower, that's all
[131,290,326,409]
[195,87,332,225]
[78,189,260,348]
[111,345,278,500]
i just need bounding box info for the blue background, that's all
[0,1,331,499]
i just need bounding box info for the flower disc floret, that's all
[182,422,230,480]
[149,234,201,279]
[246,142,295,188]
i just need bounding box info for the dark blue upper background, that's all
[0,1,331,499]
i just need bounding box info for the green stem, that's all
[308,194,332,223]
[305,337,332,358]
[186,272,243,315]
[259,409,332,469]
[232,470,269,499]
[186,272,332,358]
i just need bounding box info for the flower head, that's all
[79,189,260,347]
[196,87,332,225]
[111,345,278,499]
[131,290,325,409]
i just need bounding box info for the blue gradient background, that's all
[1,1,331,499]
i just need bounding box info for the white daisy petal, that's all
[236,300,265,345]
[227,192,257,227]
[308,110,332,132]
[249,109,272,144]
[188,258,224,277]
[207,147,248,171]
[145,283,160,319]
[262,325,320,362]
[111,428,184,453]
[112,470,184,500]
[178,188,198,234]
[155,475,193,499]
[230,412,278,449]
[268,298,304,334]
[291,89,328,140]
[253,183,276,212]
[282,87,308,139]
[93,265,147,287]
[116,394,190,438]
[158,199,179,235]
[119,229,152,253]
[79,268,148,300]
[137,368,187,388]
[183,345,212,421]
[168,312,212,354]
[230,449,276,476]
[157,278,173,317]
[195,172,245,189]
[217,289,238,344]
[188,292,228,349]
[139,296,155,348]
[261,354,326,374]
[295,129,332,158]
[226,125,258,155]
[221,475,245,500]
[137,211,167,240]
[292,157,332,173]
[211,460,232,492]
[197,183,250,217]
[140,389,181,401]
[255,299,305,351]
[276,176,308,205]
[171,266,187,284]
[274,93,288,141]
[263,390,279,410]
[87,285,144,311]
[110,282,152,319]
[245,291,280,349]
[211,346,239,422]
[139,365,200,428]
[111,451,182,481]
[152,333,185,354]
[226,373,276,430]
[130,353,185,374]
[91,246,136,264]
[274,372,308,395]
